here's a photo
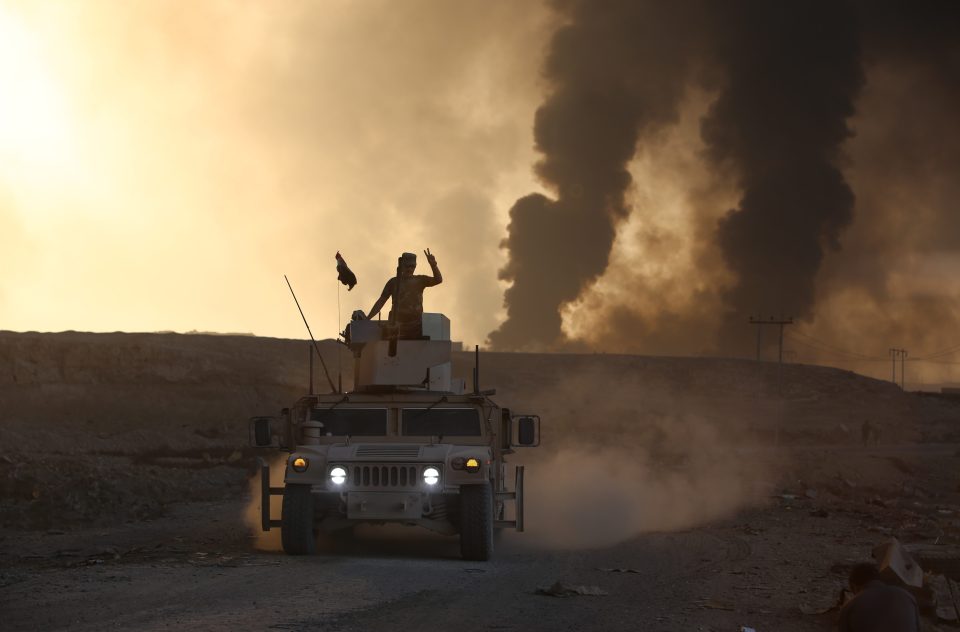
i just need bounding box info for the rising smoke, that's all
[488,1,706,351]
[490,0,960,371]
[702,2,863,351]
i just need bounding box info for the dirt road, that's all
[2,498,842,632]
[10,445,957,631]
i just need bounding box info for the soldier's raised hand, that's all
[424,248,437,266]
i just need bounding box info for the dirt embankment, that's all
[0,331,341,528]
[1,331,956,531]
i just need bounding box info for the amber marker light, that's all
[464,458,481,473]
[291,456,309,473]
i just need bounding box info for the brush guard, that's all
[494,465,526,532]
[258,457,283,531]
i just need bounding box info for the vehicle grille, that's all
[354,445,422,458]
[349,464,433,489]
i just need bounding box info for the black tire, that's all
[459,482,494,561]
[281,484,317,555]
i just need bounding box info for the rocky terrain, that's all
[1,330,959,630]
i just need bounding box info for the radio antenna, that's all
[284,275,337,393]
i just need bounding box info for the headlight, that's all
[291,456,309,473]
[329,466,347,485]
[423,466,440,486]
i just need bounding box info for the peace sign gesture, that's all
[424,248,437,266]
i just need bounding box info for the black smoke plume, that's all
[702,2,863,350]
[491,0,960,359]
[488,1,704,350]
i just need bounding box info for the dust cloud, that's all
[510,365,771,549]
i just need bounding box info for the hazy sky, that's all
[2,1,958,385]
[0,0,552,347]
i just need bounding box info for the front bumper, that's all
[345,491,427,520]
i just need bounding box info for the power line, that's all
[909,357,960,366]
[914,342,960,361]
[785,331,885,362]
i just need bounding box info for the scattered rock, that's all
[873,538,923,588]
[882,456,915,475]
[810,508,830,518]
[700,598,734,611]
[536,582,607,597]
[927,574,960,622]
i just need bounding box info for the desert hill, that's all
[1,330,957,529]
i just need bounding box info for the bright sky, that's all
[0,1,552,347]
[2,2,958,387]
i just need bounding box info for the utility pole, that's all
[749,315,794,363]
[901,349,908,390]
[749,315,794,448]
[889,348,907,389]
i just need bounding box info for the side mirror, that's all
[249,416,276,447]
[513,414,541,447]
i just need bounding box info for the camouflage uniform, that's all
[378,274,441,338]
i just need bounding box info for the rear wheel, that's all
[281,484,317,555]
[459,482,494,561]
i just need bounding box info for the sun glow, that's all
[0,6,77,184]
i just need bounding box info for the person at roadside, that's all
[366,249,442,339]
[838,562,920,632]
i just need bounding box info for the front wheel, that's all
[281,484,317,555]
[459,482,494,561]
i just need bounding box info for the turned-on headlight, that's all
[422,466,440,486]
[329,466,347,485]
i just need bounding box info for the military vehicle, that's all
[250,313,540,560]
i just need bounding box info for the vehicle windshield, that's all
[310,408,388,436]
[401,408,482,437]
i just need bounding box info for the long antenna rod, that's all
[285,275,337,393]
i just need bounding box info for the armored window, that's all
[401,408,482,437]
[310,408,388,436]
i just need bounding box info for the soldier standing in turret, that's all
[366,249,442,339]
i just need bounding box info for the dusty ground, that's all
[2,331,960,631]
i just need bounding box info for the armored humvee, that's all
[249,313,540,560]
